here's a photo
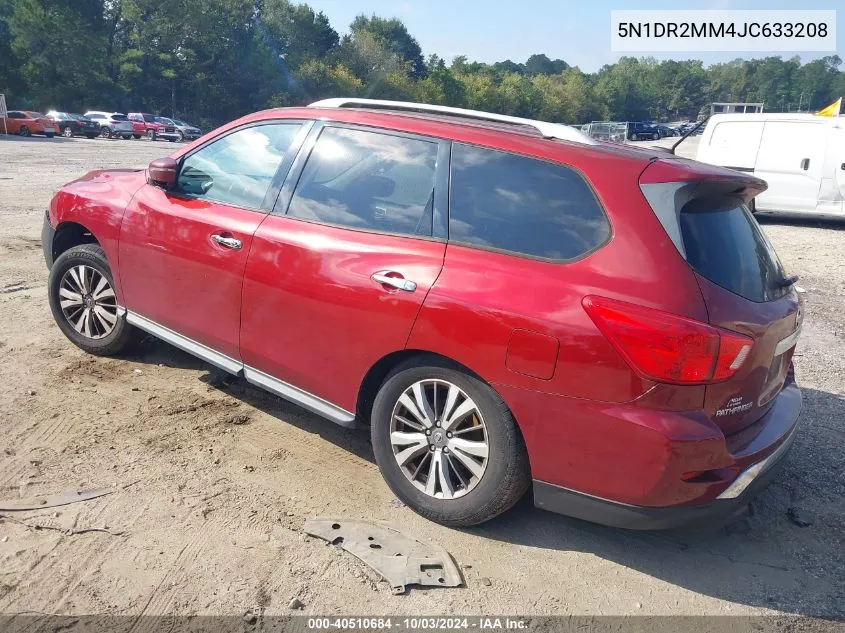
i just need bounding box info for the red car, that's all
[2,110,57,137]
[127,112,178,141]
[42,99,802,529]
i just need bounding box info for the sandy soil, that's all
[0,135,843,619]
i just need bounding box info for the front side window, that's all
[176,123,303,209]
[287,126,438,237]
[449,144,610,260]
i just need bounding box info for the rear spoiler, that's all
[640,158,767,204]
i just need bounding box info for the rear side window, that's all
[287,127,438,237]
[111,114,128,121]
[680,199,788,302]
[449,144,610,260]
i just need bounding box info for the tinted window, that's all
[177,123,302,209]
[680,200,788,302]
[111,114,128,121]
[287,127,438,237]
[143,114,156,122]
[449,144,610,260]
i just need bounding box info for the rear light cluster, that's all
[582,296,752,385]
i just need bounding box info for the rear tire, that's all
[133,134,141,139]
[48,244,142,357]
[62,126,73,138]
[371,360,530,527]
[100,126,111,139]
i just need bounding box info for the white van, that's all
[696,113,845,217]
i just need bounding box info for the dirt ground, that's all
[0,135,843,619]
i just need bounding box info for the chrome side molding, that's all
[126,311,358,428]
[243,366,357,428]
[126,312,244,375]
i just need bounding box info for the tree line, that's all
[2,0,843,130]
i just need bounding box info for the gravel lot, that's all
[0,135,843,620]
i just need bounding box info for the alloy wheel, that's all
[390,379,489,499]
[58,265,118,339]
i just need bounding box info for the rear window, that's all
[449,144,610,260]
[680,199,789,302]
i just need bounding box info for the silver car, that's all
[162,117,202,142]
[83,111,134,139]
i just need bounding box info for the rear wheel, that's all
[371,361,530,527]
[133,134,141,139]
[100,126,111,138]
[62,126,73,138]
[48,244,142,356]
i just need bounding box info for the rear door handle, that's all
[800,158,810,170]
[210,234,242,250]
[371,272,417,292]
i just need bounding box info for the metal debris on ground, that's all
[0,487,115,511]
[304,518,463,594]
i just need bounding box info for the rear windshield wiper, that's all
[777,274,799,288]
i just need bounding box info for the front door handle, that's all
[210,234,242,250]
[371,272,417,292]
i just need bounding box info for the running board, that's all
[243,366,357,428]
[125,311,357,428]
[126,312,243,374]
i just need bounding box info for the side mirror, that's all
[148,157,178,189]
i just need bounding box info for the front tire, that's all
[19,126,31,137]
[371,361,530,527]
[146,130,156,141]
[48,244,141,356]
[62,126,73,138]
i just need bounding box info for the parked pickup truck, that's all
[127,113,179,141]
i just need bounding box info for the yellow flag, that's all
[816,97,841,117]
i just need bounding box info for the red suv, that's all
[42,99,802,529]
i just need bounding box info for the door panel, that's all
[240,217,445,411]
[754,121,827,212]
[240,123,448,413]
[118,121,308,359]
[119,186,264,358]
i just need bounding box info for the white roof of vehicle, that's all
[707,112,842,125]
[309,98,597,145]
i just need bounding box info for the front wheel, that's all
[371,362,530,527]
[48,244,142,356]
[62,126,73,138]
[147,130,156,141]
[19,126,31,137]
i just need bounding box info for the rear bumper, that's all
[532,382,802,529]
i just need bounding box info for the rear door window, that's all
[448,144,610,260]
[287,126,438,237]
[679,199,788,302]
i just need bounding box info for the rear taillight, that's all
[582,295,752,385]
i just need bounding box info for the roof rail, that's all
[309,98,597,146]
